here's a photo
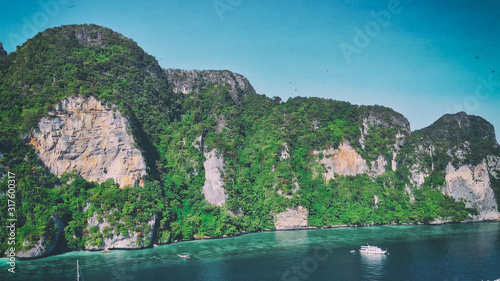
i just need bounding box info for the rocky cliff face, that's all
[445,161,499,221]
[359,106,411,173]
[165,69,255,102]
[309,109,499,222]
[0,42,6,58]
[313,142,369,183]
[202,149,227,206]
[3,25,500,261]
[400,112,500,219]
[74,26,106,48]
[312,106,411,183]
[30,96,146,188]
[275,206,308,230]
[408,143,434,188]
[488,155,500,178]
[85,212,155,250]
[15,216,63,258]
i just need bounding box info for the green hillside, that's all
[0,25,497,257]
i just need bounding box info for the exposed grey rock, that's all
[16,216,64,258]
[312,141,389,182]
[193,135,203,152]
[30,96,146,188]
[392,132,406,171]
[74,27,105,47]
[444,161,499,221]
[275,206,308,230]
[313,142,369,183]
[408,143,437,188]
[215,114,227,133]
[276,181,299,199]
[429,218,451,225]
[202,149,227,206]
[359,106,410,175]
[487,155,500,179]
[370,155,388,177]
[85,212,155,250]
[312,120,319,130]
[165,69,255,102]
[410,162,429,188]
[280,143,291,160]
[404,184,415,201]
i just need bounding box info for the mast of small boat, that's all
[77,260,80,281]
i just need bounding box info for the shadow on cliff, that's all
[127,111,162,183]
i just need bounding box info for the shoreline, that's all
[7,218,499,260]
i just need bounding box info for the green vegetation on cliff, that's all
[0,25,496,257]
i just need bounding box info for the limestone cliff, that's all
[399,112,500,217]
[15,216,63,258]
[74,26,106,48]
[275,206,308,230]
[313,144,398,183]
[4,25,500,261]
[30,96,146,188]
[275,143,299,199]
[165,69,255,102]
[313,142,369,183]
[359,105,411,174]
[487,155,500,179]
[85,211,156,250]
[312,106,412,184]
[444,161,499,221]
[408,143,434,188]
[202,149,227,206]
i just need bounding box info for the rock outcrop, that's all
[314,142,369,183]
[0,42,7,57]
[16,216,64,258]
[85,212,156,250]
[359,106,411,174]
[487,155,500,178]
[280,143,291,160]
[408,143,435,187]
[275,206,308,230]
[400,112,500,217]
[4,25,500,261]
[74,27,105,47]
[165,69,255,102]
[202,149,227,206]
[445,161,500,221]
[30,96,146,188]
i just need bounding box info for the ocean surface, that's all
[1,223,499,281]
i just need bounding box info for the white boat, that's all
[77,260,84,281]
[359,245,387,255]
[177,254,191,259]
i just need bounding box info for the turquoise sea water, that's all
[1,223,499,280]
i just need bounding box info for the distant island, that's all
[0,24,499,259]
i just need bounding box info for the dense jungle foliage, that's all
[0,25,495,255]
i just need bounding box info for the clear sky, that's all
[1,0,499,141]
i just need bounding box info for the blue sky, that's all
[1,0,499,141]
